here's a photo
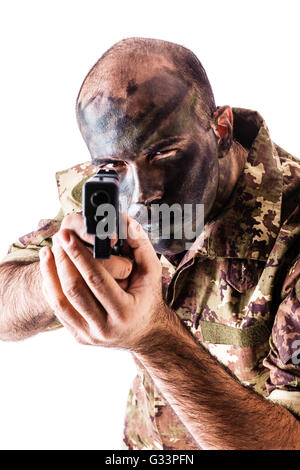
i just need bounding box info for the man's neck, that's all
[208,140,248,221]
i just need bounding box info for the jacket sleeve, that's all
[0,210,65,331]
[263,256,300,417]
[0,209,64,265]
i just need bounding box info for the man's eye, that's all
[101,161,127,169]
[147,149,176,162]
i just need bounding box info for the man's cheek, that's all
[119,162,140,209]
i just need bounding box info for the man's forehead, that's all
[77,67,193,159]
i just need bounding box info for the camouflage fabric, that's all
[122,109,300,449]
[1,109,300,449]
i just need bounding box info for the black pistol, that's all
[83,168,121,259]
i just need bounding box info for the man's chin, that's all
[150,237,189,257]
[138,222,195,257]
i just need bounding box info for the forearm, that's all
[0,261,57,341]
[134,305,300,450]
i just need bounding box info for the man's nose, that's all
[137,191,163,206]
[133,165,164,205]
[117,160,164,205]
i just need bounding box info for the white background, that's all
[0,0,299,450]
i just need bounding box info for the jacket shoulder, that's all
[55,161,96,215]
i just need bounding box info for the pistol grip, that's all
[93,236,111,259]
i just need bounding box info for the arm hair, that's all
[0,261,57,341]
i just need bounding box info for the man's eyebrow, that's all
[91,137,185,165]
[91,156,125,166]
[143,136,184,154]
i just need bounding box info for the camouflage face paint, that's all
[77,68,219,255]
[77,69,191,157]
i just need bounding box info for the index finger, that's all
[60,212,118,248]
[58,229,131,318]
[125,216,160,274]
[101,255,133,280]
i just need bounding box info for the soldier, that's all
[0,38,300,450]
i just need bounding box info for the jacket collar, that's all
[176,108,283,271]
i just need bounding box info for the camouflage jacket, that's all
[2,108,300,450]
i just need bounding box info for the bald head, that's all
[76,38,216,159]
[77,38,215,113]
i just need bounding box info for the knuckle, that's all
[118,264,130,279]
[64,278,82,300]
[53,295,67,312]
[61,213,74,229]
[68,238,82,261]
[61,213,86,240]
[87,271,106,290]
[61,213,93,248]
[55,248,66,264]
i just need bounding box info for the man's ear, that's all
[212,106,233,158]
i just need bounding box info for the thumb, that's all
[126,217,159,273]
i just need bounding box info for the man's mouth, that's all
[128,201,161,234]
